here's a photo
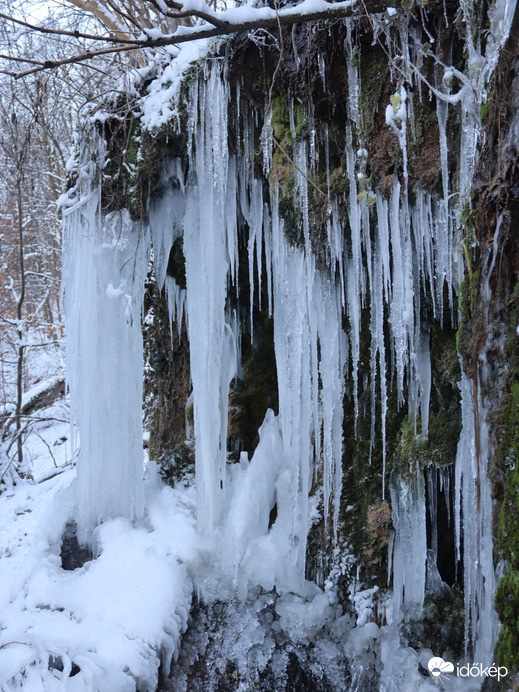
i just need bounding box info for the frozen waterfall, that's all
[59,2,518,682]
[62,135,148,544]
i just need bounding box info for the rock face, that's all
[95,1,519,688]
[462,19,519,675]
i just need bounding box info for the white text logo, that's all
[427,657,508,682]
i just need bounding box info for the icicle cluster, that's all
[149,62,347,590]
[62,134,148,543]
[148,37,457,594]
[454,374,496,658]
[131,2,515,620]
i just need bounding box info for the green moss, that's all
[496,569,519,670]
[456,268,480,354]
[495,357,519,565]
[479,101,490,125]
[495,626,518,672]
[492,284,519,674]
[358,48,390,139]
[278,193,303,246]
[390,325,461,474]
[391,419,426,473]
[100,116,144,217]
[270,90,290,147]
[270,90,308,149]
[402,588,465,657]
[392,143,403,171]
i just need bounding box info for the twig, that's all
[33,430,58,467]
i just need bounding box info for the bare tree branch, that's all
[1,0,361,79]
[0,11,142,44]
[0,54,45,66]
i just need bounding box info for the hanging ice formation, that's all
[146,0,515,614]
[62,134,149,544]
[146,64,343,590]
[61,0,517,669]
[146,56,452,600]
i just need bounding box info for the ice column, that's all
[63,135,147,543]
[455,372,496,660]
[390,470,427,616]
[148,158,187,334]
[183,65,237,532]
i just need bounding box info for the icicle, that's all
[228,307,243,380]
[388,178,414,409]
[165,275,186,340]
[226,156,239,287]
[345,19,359,124]
[294,141,311,250]
[148,157,185,291]
[369,204,388,495]
[63,133,147,543]
[457,0,517,208]
[436,85,452,316]
[426,466,438,560]
[182,64,237,532]
[345,128,362,427]
[385,85,409,188]
[318,53,326,92]
[411,191,435,318]
[443,465,452,527]
[271,198,315,581]
[244,178,264,335]
[316,273,347,533]
[455,370,497,659]
[390,469,427,616]
[265,183,346,582]
[263,205,274,316]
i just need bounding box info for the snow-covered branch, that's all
[0,0,363,78]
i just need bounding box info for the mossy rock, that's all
[401,588,465,658]
[158,442,195,487]
[358,46,390,139]
[228,316,278,454]
[496,569,519,670]
[167,237,187,289]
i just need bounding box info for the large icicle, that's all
[390,470,427,617]
[271,204,316,583]
[455,371,497,660]
[63,134,148,543]
[183,64,237,532]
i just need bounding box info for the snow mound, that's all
[0,467,198,691]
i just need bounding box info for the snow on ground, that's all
[0,404,199,691]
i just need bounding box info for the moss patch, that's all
[402,588,465,658]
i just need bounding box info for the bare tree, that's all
[0,82,36,479]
